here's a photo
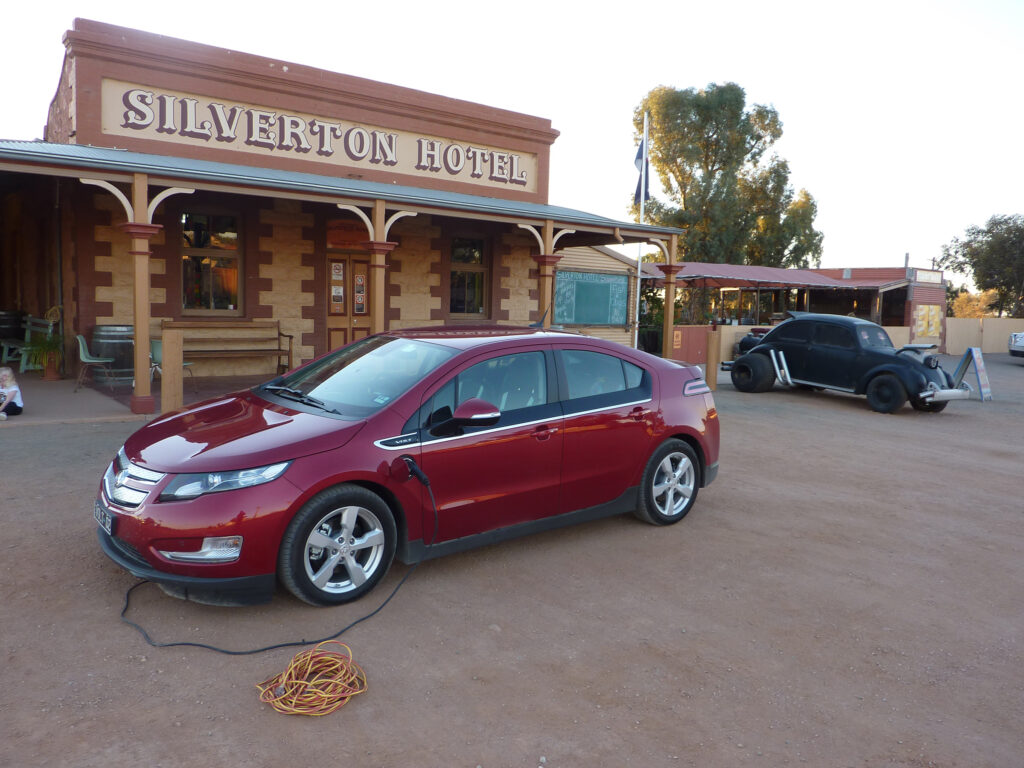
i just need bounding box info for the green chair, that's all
[150,339,198,393]
[74,334,115,392]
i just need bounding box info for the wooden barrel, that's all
[92,325,135,384]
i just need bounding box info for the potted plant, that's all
[23,334,64,381]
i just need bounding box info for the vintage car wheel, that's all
[730,353,775,393]
[865,373,908,413]
[635,439,699,525]
[910,397,948,413]
[279,485,397,606]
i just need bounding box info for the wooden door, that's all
[326,254,371,350]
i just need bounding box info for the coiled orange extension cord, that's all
[256,640,367,716]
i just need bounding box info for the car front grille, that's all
[104,448,165,509]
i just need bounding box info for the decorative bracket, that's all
[516,223,576,252]
[80,178,194,224]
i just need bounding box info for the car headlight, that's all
[159,462,290,501]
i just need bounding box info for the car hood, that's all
[124,390,365,473]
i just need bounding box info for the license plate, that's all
[94,501,116,536]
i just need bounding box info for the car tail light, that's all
[683,379,711,396]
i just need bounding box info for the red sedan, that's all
[95,327,720,605]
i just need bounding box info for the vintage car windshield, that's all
[269,336,456,418]
[857,325,895,348]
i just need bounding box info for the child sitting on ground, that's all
[0,366,24,420]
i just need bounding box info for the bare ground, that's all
[2,354,1022,768]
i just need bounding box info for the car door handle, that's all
[533,425,558,441]
[629,407,649,422]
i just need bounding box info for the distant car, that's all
[722,312,970,413]
[1010,331,1024,357]
[95,326,720,606]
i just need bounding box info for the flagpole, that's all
[634,112,648,350]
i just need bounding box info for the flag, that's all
[634,126,650,206]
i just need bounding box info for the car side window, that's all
[771,321,811,343]
[814,324,856,349]
[560,350,648,401]
[415,351,548,430]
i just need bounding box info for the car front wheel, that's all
[279,485,397,606]
[910,397,948,413]
[865,373,907,413]
[635,439,700,525]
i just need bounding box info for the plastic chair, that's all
[150,339,197,393]
[75,334,115,392]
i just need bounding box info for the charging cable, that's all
[119,455,438,656]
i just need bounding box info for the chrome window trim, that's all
[373,396,652,451]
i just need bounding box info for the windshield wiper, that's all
[261,384,340,414]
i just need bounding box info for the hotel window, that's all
[181,212,241,313]
[449,237,488,317]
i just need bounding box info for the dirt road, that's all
[2,355,1021,767]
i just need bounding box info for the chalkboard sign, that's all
[554,271,629,326]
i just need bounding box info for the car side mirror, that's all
[427,398,501,437]
[452,398,501,427]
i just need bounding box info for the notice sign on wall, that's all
[554,271,629,326]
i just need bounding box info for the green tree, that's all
[939,215,1024,317]
[633,83,822,268]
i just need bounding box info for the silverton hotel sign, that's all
[101,79,539,193]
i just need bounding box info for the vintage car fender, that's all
[853,363,928,396]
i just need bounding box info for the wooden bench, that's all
[1,315,56,372]
[161,320,294,373]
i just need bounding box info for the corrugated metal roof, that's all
[656,262,913,290]
[671,262,855,288]
[0,139,680,238]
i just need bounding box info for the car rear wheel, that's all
[910,397,948,413]
[635,439,699,526]
[279,485,397,606]
[865,374,907,413]
[730,353,775,393]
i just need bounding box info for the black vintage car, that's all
[722,312,971,413]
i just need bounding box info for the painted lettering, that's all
[112,86,531,188]
[443,144,466,174]
[180,98,213,140]
[208,103,243,142]
[246,109,277,149]
[416,139,443,172]
[344,127,371,160]
[489,151,510,183]
[370,131,398,166]
[509,154,527,186]
[310,120,343,156]
[156,94,177,135]
[278,115,312,153]
[467,147,489,178]
[121,89,155,129]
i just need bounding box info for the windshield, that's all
[266,336,456,418]
[857,325,894,348]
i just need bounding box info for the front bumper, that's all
[916,382,973,403]
[98,528,276,606]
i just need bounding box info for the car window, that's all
[770,320,811,343]
[858,325,894,348]
[813,324,856,349]
[561,349,644,400]
[278,336,456,418]
[418,351,548,428]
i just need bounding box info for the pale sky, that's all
[2,0,1022,283]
